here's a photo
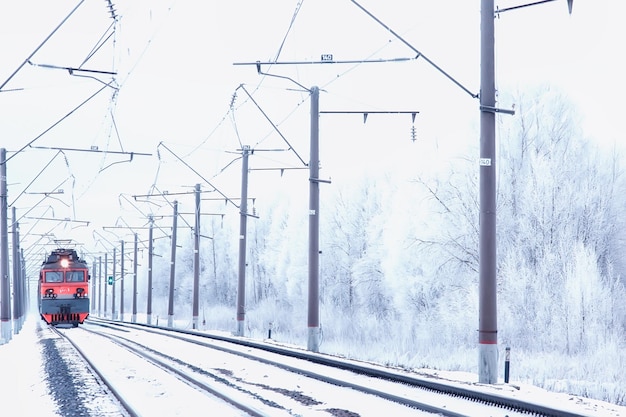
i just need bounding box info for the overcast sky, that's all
[1,0,624,267]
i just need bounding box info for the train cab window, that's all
[45,271,63,283]
[67,271,85,282]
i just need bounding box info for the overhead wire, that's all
[0,0,85,92]
[273,0,305,63]
[154,0,417,197]
[79,20,117,69]
[9,150,65,206]
[111,0,180,89]
[6,82,112,165]
[165,1,307,186]
[5,1,124,227]
[14,177,73,225]
[156,142,240,209]
[221,0,307,156]
[76,1,178,206]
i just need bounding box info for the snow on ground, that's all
[2,314,626,417]
[1,317,60,417]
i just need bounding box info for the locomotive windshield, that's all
[67,271,86,282]
[45,271,63,283]
[44,270,86,282]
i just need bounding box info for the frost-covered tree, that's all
[206,215,237,305]
[409,87,626,354]
[497,87,626,352]
[322,175,394,319]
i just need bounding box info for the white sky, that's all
[1,0,624,267]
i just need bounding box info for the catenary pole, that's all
[479,0,498,383]
[120,239,124,320]
[1,148,12,344]
[112,247,117,320]
[192,184,200,329]
[167,200,178,328]
[132,233,138,323]
[478,0,574,384]
[147,215,154,325]
[308,87,320,352]
[236,147,251,336]
[21,249,27,316]
[98,256,102,316]
[104,252,108,317]
[12,206,22,334]
[91,259,96,316]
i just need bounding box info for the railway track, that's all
[49,318,593,416]
[51,325,276,416]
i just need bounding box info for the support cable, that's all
[349,0,478,99]
[239,84,308,167]
[5,83,112,164]
[0,0,85,92]
[156,142,240,209]
[9,151,64,206]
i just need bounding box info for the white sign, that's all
[479,158,492,166]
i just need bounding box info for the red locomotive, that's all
[39,248,90,326]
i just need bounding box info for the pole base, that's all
[236,320,244,337]
[307,326,320,352]
[1,321,12,344]
[478,343,498,384]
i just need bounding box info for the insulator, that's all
[411,125,417,142]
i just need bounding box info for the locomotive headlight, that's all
[45,288,54,298]
[60,258,69,268]
[76,288,84,298]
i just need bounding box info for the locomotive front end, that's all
[39,249,90,326]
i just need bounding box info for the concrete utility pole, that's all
[92,259,97,315]
[167,200,178,328]
[236,147,251,337]
[478,0,498,384]
[132,233,138,323]
[104,252,108,317]
[478,0,573,384]
[98,256,102,316]
[192,184,200,329]
[147,215,154,325]
[12,206,22,333]
[20,249,27,315]
[1,148,12,344]
[120,239,125,320]
[308,87,320,352]
[112,247,117,320]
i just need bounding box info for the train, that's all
[38,248,90,326]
